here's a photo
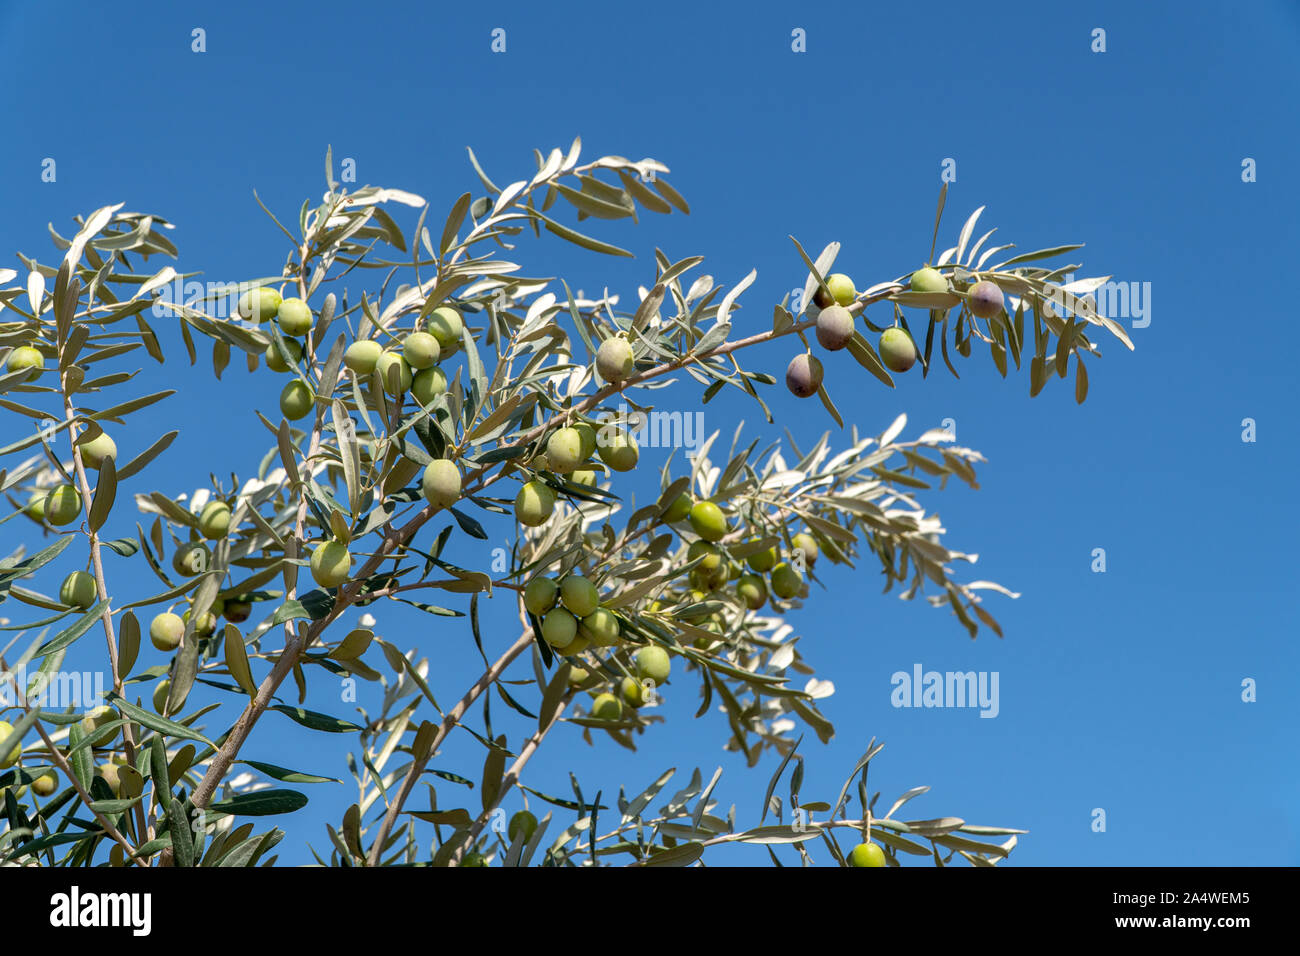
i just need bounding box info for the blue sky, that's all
[1,0,1296,865]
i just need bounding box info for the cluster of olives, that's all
[512,418,636,528]
[17,426,119,530]
[786,266,1006,396]
[525,574,619,653]
[341,304,462,407]
[660,490,819,613]
[507,334,643,530]
[786,272,859,398]
[236,295,472,592]
[522,571,675,721]
[583,644,671,721]
[239,283,466,425]
[879,267,1005,374]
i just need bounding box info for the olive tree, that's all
[0,141,1131,867]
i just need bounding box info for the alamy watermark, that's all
[1045,273,1151,329]
[891,663,999,718]
[150,278,263,327]
[0,667,105,711]
[598,402,705,454]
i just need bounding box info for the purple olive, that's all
[785,353,824,398]
[968,280,1004,319]
[815,305,854,351]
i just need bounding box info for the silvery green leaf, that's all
[649,177,690,214]
[715,268,756,327]
[26,270,44,314]
[954,205,985,264]
[965,227,998,266]
[885,785,931,819]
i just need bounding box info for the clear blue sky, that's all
[2,0,1296,865]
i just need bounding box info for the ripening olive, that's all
[590,693,623,721]
[595,336,635,382]
[523,577,560,616]
[546,427,585,474]
[276,297,313,336]
[310,541,353,588]
[910,267,948,294]
[150,612,184,651]
[596,429,638,472]
[815,273,856,308]
[815,304,854,351]
[97,763,121,796]
[5,345,45,374]
[967,280,1004,319]
[515,481,556,526]
[621,676,651,708]
[909,267,959,307]
[791,532,819,567]
[172,542,210,577]
[411,366,448,406]
[375,352,413,396]
[264,337,303,372]
[771,562,803,599]
[689,501,728,542]
[559,575,599,617]
[421,459,462,509]
[199,500,232,539]
[182,607,217,637]
[746,544,778,573]
[43,485,82,526]
[562,633,590,656]
[223,599,252,623]
[238,287,283,324]
[737,574,768,610]
[428,306,464,349]
[153,678,171,714]
[688,539,724,571]
[541,608,578,649]
[343,340,382,376]
[509,811,538,844]
[279,380,315,420]
[79,705,119,746]
[60,571,97,610]
[662,493,692,523]
[403,331,441,370]
[0,720,21,768]
[573,422,598,460]
[22,491,46,522]
[579,608,621,647]
[879,328,917,373]
[75,430,117,469]
[634,645,671,684]
[848,842,887,867]
[785,353,823,398]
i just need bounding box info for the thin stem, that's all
[60,359,151,845]
[446,686,573,866]
[365,630,534,865]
